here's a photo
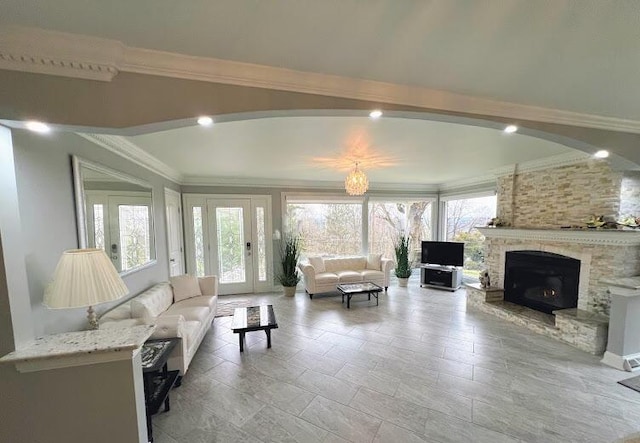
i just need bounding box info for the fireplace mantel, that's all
[477,227,640,246]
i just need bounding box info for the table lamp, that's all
[44,248,129,329]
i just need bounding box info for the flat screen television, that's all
[421,241,464,267]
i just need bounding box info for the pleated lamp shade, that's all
[44,248,129,309]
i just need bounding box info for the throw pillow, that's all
[170,275,202,302]
[366,253,382,270]
[308,256,326,273]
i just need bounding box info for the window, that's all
[118,204,151,272]
[256,207,267,281]
[192,206,205,277]
[443,194,497,278]
[215,207,246,283]
[92,204,105,251]
[284,195,436,261]
[368,200,433,263]
[286,200,362,258]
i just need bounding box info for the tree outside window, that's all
[444,195,496,278]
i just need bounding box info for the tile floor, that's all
[152,280,640,443]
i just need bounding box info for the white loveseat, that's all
[298,255,394,298]
[100,275,218,375]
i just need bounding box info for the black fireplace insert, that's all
[504,250,580,314]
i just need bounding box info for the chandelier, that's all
[344,162,369,195]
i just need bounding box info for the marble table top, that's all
[0,325,155,364]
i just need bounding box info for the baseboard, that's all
[601,351,640,372]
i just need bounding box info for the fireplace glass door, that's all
[504,250,580,314]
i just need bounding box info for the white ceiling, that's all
[127,115,574,186]
[1,1,632,186]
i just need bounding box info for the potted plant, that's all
[394,234,412,287]
[277,234,302,297]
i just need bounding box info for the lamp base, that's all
[87,305,99,330]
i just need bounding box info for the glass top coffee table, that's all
[337,282,383,309]
[231,305,278,352]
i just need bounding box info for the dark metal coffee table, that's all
[231,305,278,352]
[337,282,383,309]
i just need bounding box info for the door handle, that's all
[170,258,175,262]
[246,242,251,251]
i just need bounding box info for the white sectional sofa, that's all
[298,255,394,298]
[100,275,218,375]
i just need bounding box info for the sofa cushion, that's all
[366,253,382,270]
[308,256,326,273]
[164,305,210,323]
[362,270,384,281]
[325,257,367,272]
[315,272,339,284]
[173,295,217,310]
[198,276,217,296]
[131,283,174,321]
[170,275,203,302]
[336,270,363,283]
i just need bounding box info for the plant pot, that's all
[283,286,297,297]
[398,277,409,287]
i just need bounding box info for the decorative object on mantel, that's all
[585,214,617,229]
[44,248,129,330]
[486,217,507,227]
[617,215,640,229]
[479,269,491,289]
[344,161,369,195]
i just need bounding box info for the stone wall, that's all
[496,160,622,228]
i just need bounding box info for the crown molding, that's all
[77,134,183,183]
[438,173,498,193]
[181,175,439,192]
[514,151,592,174]
[489,151,593,179]
[2,26,640,134]
[0,25,122,81]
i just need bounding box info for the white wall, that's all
[11,129,180,335]
[0,126,33,349]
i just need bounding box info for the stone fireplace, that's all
[464,157,640,354]
[478,227,640,316]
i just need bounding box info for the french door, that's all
[207,199,253,294]
[184,195,272,295]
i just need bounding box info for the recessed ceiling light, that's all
[369,110,383,119]
[197,116,213,126]
[594,150,609,159]
[503,125,518,134]
[25,121,51,133]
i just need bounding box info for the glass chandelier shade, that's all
[344,162,369,196]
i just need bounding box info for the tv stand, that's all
[420,264,462,291]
